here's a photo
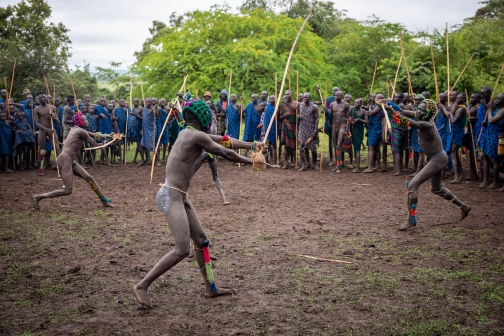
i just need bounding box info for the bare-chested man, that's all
[33,93,59,176]
[330,91,350,173]
[384,99,471,230]
[297,93,319,171]
[132,100,264,308]
[32,113,113,209]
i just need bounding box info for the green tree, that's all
[0,0,71,99]
[95,61,130,100]
[135,7,333,102]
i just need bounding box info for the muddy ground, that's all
[0,159,503,335]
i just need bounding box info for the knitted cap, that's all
[182,100,212,132]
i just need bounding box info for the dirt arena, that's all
[1,160,503,335]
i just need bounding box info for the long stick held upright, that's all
[400,35,413,96]
[446,23,450,105]
[150,75,188,185]
[450,54,475,93]
[295,69,299,169]
[124,64,133,164]
[391,53,403,98]
[228,69,233,99]
[263,11,312,144]
[430,37,440,103]
[369,61,377,96]
[9,59,16,100]
[316,85,325,172]
[43,75,60,177]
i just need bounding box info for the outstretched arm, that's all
[201,133,263,164]
[208,134,263,150]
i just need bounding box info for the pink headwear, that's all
[72,112,86,129]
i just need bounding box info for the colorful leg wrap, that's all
[335,148,342,170]
[201,239,217,293]
[406,181,417,226]
[38,150,46,173]
[88,181,111,202]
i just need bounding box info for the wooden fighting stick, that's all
[262,11,313,159]
[149,75,188,185]
[446,23,452,132]
[9,59,16,103]
[295,69,299,169]
[275,72,279,164]
[316,85,325,172]
[465,88,479,175]
[369,61,377,97]
[43,75,60,177]
[450,54,475,93]
[83,134,124,151]
[400,35,413,97]
[123,59,133,164]
[477,62,504,145]
[391,52,403,98]
[429,37,440,104]
[239,92,244,168]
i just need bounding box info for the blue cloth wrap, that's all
[367,108,382,147]
[226,102,241,139]
[243,102,262,141]
[96,105,113,134]
[263,102,277,145]
[141,107,156,151]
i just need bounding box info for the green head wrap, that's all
[417,99,437,121]
[182,100,212,132]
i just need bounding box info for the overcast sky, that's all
[4,0,483,70]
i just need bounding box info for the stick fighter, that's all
[132,100,264,308]
[383,99,471,230]
[32,113,113,209]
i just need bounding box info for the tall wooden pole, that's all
[295,69,299,169]
[450,54,475,93]
[239,92,244,168]
[228,69,233,99]
[43,75,60,177]
[317,86,325,172]
[9,59,16,100]
[430,37,440,104]
[262,11,312,144]
[391,53,403,98]
[400,35,413,96]
[446,23,450,105]
[369,61,378,96]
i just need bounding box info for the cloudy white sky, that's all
[4,0,483,70]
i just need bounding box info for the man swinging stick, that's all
[383,99,471,231]
[32,113,114,210]
[132,100,264,308]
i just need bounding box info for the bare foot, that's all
[137,161,145,166]
[297,164,307,172]
[331,168,342,174]
[362,168,373,173]
[101,201,114,208]
[498,186,504,192]
[31,194,40,210]
[347,164,354,169]
[478,181,488,188]
[156,162,162,167]
[391,171,403,176]
[132,284,152,308]
[38,170,44,176]
[399,218,416,231]
[280,162,288,169]
[204,287,235,298]
[466,173,478,181]
[460,205,471,221]
[448,178,461,184]
[5,168,13,173]
[328,161,335,167]
[223,200,230,205]
[488,183,502,189]
[351,168,360,173]
[377,166,386,172]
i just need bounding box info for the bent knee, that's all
[173,245,191,260]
